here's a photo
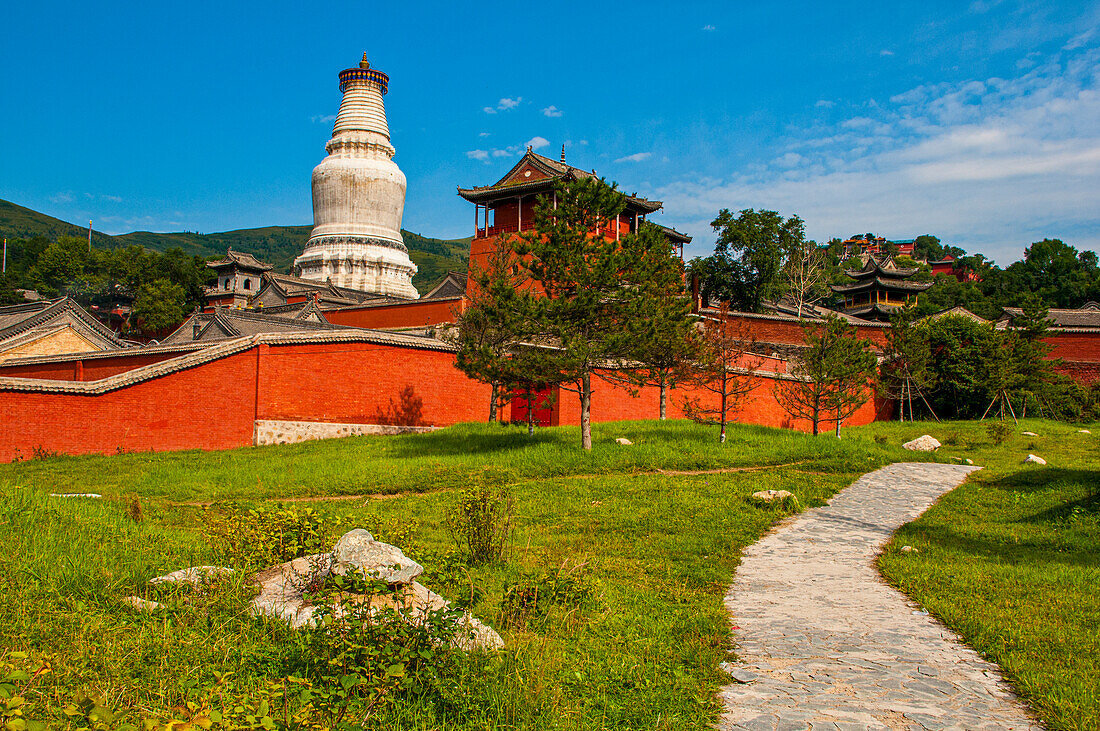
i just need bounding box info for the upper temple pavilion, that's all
[830,254,932,320]
[457,147,691,279]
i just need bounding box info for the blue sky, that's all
[2,0,1099,265]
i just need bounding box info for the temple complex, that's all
[293,55,418,299]
[831,255,932,320]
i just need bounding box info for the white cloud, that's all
[478,131,490,137]
[49,192,74,204]
[702,24,716,31]
[466,149,490,161]
[880,49,895,56]
[615,152,652,163]
[814,99,835,108]
[101,194,123,203]
[542,105,563,117]
[526,136,550,150]
[310,114,336,124]
[657,46,1100,264]
[483,97,523,114]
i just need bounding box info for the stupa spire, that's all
[293,56,418,298]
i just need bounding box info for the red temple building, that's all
[458,147,690,286]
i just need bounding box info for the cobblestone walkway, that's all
[718,462,1041,731]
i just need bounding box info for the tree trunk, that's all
[835,417,842,439]
[659,374,667,421]
[719,382,727,443]
[489,382,499,423]
[580,371,592,450]
[526,387,534,436]
[812,397,820,436]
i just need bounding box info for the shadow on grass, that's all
[981,467,1100,496]
[905,523,1097,567]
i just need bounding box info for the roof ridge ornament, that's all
[359,53,370,69]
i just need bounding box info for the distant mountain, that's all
[0,198,470,290]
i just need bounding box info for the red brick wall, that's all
[716,312,889,348]
[1044,332,1100,363]
[551,371,886,432]
[323,299,464,330]
[255,342,492,426]
[0,352,257,463]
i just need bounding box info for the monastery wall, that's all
[0,336,891,463]
[0,352,257,463]
[323,298,463,330]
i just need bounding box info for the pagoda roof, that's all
[844,254,920,279]
[206,248,273,272]
[843,302,908,319]
[831,276,933,294]
[654,223,692,244]
[457,149,663,213]
[0,297,129,351]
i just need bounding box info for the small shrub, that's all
[501,561,599,627]
[30,446,60,461]
[125,495,143,523]
[942,432,961,446]
[873,434,888,445]
[445,469,514,565]
[203,505,348,568]
[986,421,1013,445]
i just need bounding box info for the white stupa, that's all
[293,54,418,298]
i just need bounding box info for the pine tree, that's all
[449,238,528,422]
[512,177,684,450]
[880,306,937,421]
[680,303,761,442]
[775,316,878,436]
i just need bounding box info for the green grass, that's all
[0,418,1096,729]
[871,419,1100,731]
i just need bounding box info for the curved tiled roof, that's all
[0,329,455,395]
[0,297,128,350]
[458,150,663,212]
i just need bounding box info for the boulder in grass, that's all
[333,529,424,585]
[123,596,164,612]
[964,458,974,465]
[615,438,633,445]
[248,532,504,650]
[1078,429,1091,434]
[902,435,941,452]
[1021,431,1038,437]
[1024,454,1047,465]
[150,566,233,586]
[900,545,919,553]
[752,489,795,504]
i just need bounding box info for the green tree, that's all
[880,307,936,421]
[512,177,685,450]
[449,238,528,422]
[699,208,806,313]
[922,315,999,419]
[133,278,189,333]
[774,316,878,436]
[614,223,698,419]
[680,304,760,442]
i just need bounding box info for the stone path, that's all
[718,462,1042,731]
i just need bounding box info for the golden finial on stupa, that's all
[359,53,370,69]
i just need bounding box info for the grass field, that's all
[0,418,1095,729]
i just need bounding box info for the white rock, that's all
[902,435,941,452]
[333,529,424,584]
[1021,431,1038,436]
[123,596,163,612]
[1078,429,1091,434]
[149,566,233,586]
[900,545,919,553]
[752,489,795,503]
[49,493,101,498]
[615,438,633,445]
[964,458,974,465]
[249,556,503,650]
[250,553,335,629]
[1024,454,1047,465]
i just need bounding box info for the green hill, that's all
[0,198,470,290]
